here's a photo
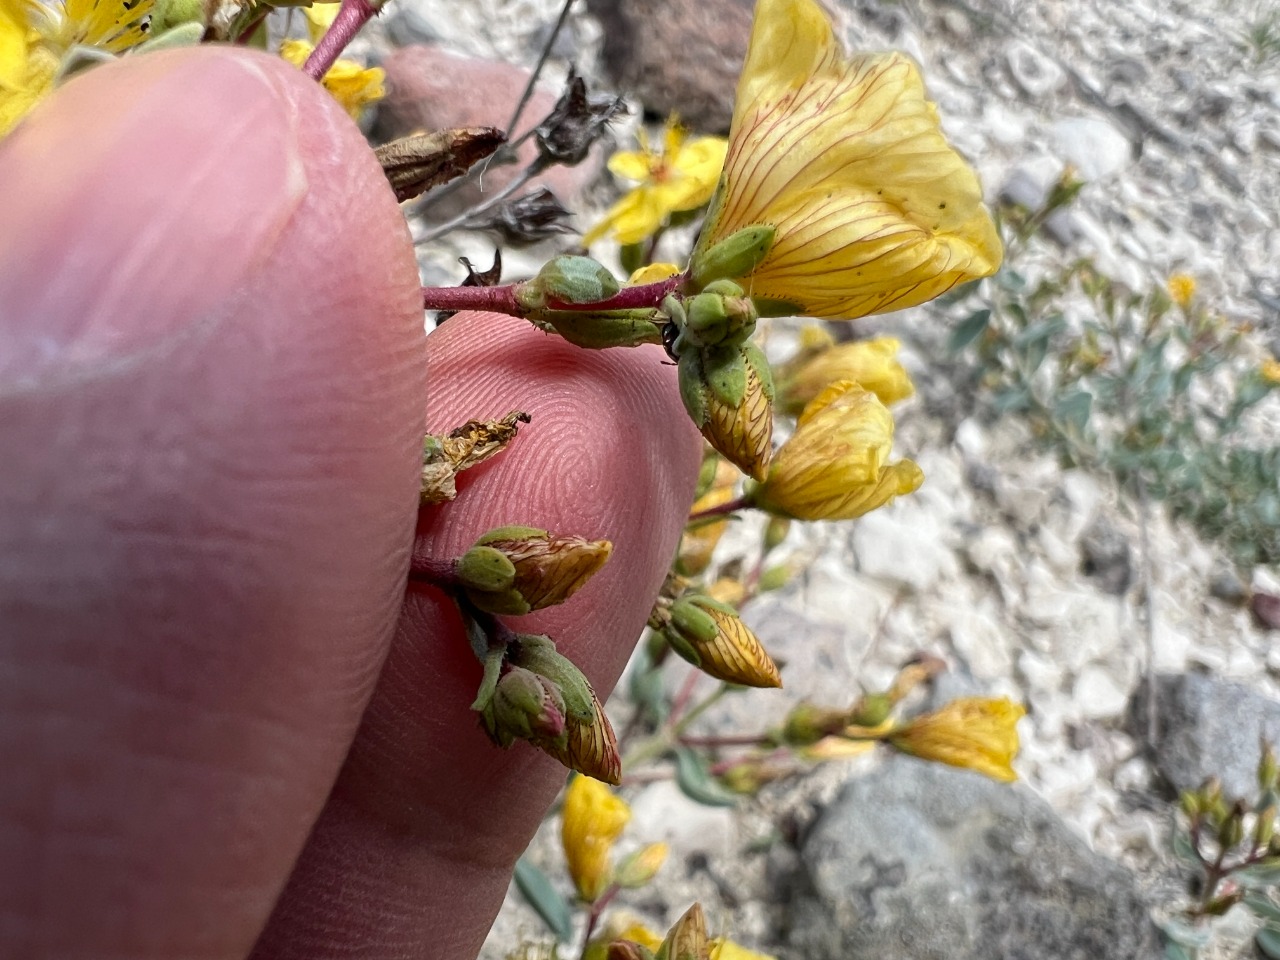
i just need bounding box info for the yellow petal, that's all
[777,336,915,414]
[0,0,28,89]
[694,0,1001,320]
[608,148,655,182]
[889,696,1025,783]
[280,39,384,119]
[710,937,780,960]
[754,380,922,520]
[628,262,683,284]
[561,775,631,902]
[303,0,338,44]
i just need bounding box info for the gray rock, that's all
[586,0,754,132]
[1049,116,1134,180]
[787,757,1160,960]
[1079,514,1133,596]
[1129,673,1280,798]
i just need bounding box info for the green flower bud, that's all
[1261,740,1278,791]
[534,310,664,349]
[455,545,516,592]
[518,255,620,310]
[850,692,894,727]
[510,634,596,723]
[689,225,776,290]
[482,666,568,747]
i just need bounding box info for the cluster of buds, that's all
[598,903,775,960]
[1175,741,1280,918]
[412,521,623,783]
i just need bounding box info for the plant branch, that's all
[303,0,378,80]
[414,163,546,246]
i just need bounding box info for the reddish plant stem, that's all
[421,283,524,315]
[407,556,458,587]
[579,883,621,956]
[686,495,751,523]
[303,0,378,81]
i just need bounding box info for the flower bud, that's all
[608,942,657,960]
[1179,789,1201,818]
[464,526,613,615]
[664,595,781,688]
[657,903,709,960]
[672,283,758,353]
[480,666,568,747]
[561,774,630,902]
[782,702,850,746]
[510,634,621,783]
[1256,807,1276,848]
[455,545,517,592]
[534,310,665,349]
[689,224,776,290]
[849,692,893,727]
[614,842,669,888]
[518,255,621,311]
[1218,802,1246,849]
[679,343,775,481]
[1261,740,1278,791]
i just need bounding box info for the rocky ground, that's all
[353,0,1280,956]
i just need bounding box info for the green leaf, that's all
[674,746,739,807]
[949,309,991,353]
[1170,824,1198,863]
[1054,390,1093,436]
[1237,858,1280,889]
[1258,924,1280,959]
[513,856,573,943]
[1245,892,1280,924]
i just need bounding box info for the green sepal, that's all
[471,649,505,712]
[135,21,204,52]
[464,587,532,617]
[662,626,703,668]
[476,525,546,544]
[669,596,719,645]
[702,345,747,408]
[751,297,804,318]
[530,255,621,306]
[677,352,709,427]
[510,635,595,722]
[742,340,775,400]
[689,224,775,289]
[534,310,663,349]
[455,545,516,592]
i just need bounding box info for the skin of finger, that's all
[0,49,424,959]
[253,312,702,960]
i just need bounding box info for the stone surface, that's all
[1129,673,1280,798]
[586,0,753,132]
[787,757,1160,960]
[1049,116,1134,180]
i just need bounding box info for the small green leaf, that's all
[1257,923,1280,959]
[1054,390,1093,436]
[1170,824,1198,863]
[674,746,739,807]
[1237,858,1280,889]
[948,309,991,353]
[513,856,573,942]
[1245,892,1280,924]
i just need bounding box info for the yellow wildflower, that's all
[302,0,338,43]
[561,774,630,902]
[280,38,384,120]
[710,938,779,960]
[585,116,729,246]
[1167,272,1196,308]
[0,0,152,136]
[689,0,1001,319]
[748,380,923,520]
[1262,358,1280,385]
[888,696,1025,783]
[777,335,915,414]
[628,261,683,285]
[613,841,669,888]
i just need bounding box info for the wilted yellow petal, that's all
[303,0,338,43]
[709,937,779,960]
[777,336,915,414]
[280,39,384,120]
[752,380,922,520]
[561,775,631,901]
[692,0,1001,320]
[1263,358,1280,385]
[608,148,654,181]
[889,696,1025,783]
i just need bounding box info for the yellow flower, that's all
[584,116,729,246]
[561,774,631,902]
[710,938,779,960]
[689,0,1001,319]
[0,0,152,136]
[280,38,384,120]
[888,696,1025,783]
[302,0,338,43]
[628,261,683,285]
[1167,272,1196,307]
[1263,358,1280,385]
[777,335,915,414]
[749,380,923,520]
